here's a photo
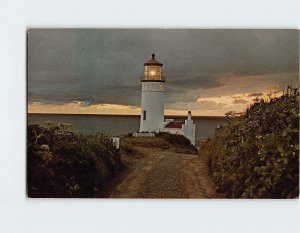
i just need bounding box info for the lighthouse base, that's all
[139,84,164,133]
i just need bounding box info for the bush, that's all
[156,132,192,146]
[27,122,121,198]
[199,87,299,198]
[156,132,198,154]
[120,141,142,157]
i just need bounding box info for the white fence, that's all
[111,137,120,149]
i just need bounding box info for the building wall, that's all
[182,119,196,146]
[139,81,164,132]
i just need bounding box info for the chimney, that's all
[188,111,192,120]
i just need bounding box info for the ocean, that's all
[28,114,225,143]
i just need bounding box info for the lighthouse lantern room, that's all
[139,53,165,132]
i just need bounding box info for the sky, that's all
[28,29,299,116]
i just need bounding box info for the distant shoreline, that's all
[28,112,226,119]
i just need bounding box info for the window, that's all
[159,83,163,91]
[143,66,162,80]
[143,110,146,120]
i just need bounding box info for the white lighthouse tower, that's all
[139,53,165,132]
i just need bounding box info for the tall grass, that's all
[199,87,299,198]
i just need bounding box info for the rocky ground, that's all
[107,149,218,198]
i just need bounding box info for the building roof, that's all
[144,53,163,66]
[165,121,184,129]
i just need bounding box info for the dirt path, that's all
[108,150,218,198]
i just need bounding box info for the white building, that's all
[161,111,196,146]
[139,53,196,145]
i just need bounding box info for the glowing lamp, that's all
[142,53,164,82]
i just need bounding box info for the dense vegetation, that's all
[200,88,299,198]
[27,122,121,198]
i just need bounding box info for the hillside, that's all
[199,88,299,198]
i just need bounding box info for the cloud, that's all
[28,101,141,115]
[196,100,229,110]
[168,73,224,89]
[232,98,249,104]
[248,92,264,97]
[27,29,299,113]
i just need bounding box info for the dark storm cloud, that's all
[28,84,141,106]
[168,73,223,90]
[28,29,299,107]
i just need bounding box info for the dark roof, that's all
[165,121,184,129]
[144,53,163,66]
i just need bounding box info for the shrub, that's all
[120,141,142,157]
[156,132,191,146]
[156,132,198,154]
[27,123,121,198]
[199,87,299,198]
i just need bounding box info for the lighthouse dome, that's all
[144,53,163,66]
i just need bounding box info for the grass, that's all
[120,132,198,157]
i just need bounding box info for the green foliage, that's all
[27,122,121,198]
[200,88,299,198]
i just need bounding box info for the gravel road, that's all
[108,150,218,198]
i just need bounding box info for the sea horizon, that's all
[27,112,226,119]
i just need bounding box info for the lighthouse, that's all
[139,53,165,132]
[137,53,196,145]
